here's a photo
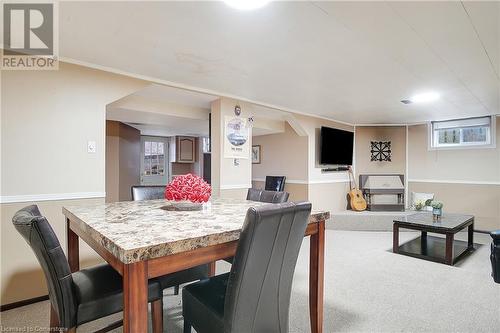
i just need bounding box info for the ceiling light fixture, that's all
[402,92,440,104]
[224,0,270,11]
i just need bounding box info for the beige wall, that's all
[308,182,351,214]
[252,181,308,202]
[409,182,500,231]
[355,126,406,179]
[218,188,248,200]
[1,63,148,197]
[1,63,148,304]
[407,117,500,231]
[105,121,141,202]
[408,120,500,182]
[252,123,308,181]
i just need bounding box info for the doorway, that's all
[140,136,169,185]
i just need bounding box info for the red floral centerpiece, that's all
[164,174,211,211]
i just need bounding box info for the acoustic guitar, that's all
[347,166,367,211]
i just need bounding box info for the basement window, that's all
[430,116,495,149]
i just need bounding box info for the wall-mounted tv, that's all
[320,126,354,166]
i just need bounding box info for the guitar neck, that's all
[348,167,357,190]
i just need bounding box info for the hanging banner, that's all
[224,116,250,159]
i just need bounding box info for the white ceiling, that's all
[133,84,217,109]
[59,1,499,124]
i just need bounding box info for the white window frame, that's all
[428,116,496,150]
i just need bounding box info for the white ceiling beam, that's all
[107,94,209,120]
[285,114,308,137]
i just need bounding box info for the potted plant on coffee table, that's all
[430,200,444,220]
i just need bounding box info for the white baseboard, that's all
[252,178,348,185]
[308,179,350,184]
[408,179,500,186]
[252,178,308,184]
[219,184,252,190]
[0,192,106,204]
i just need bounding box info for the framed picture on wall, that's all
[224,116,250,159]
[252,145,261,164]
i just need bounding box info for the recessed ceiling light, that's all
[408,92,440,104]
[224,0,270,11]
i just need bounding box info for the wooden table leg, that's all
[123,262,148,333]
[208,261,216,277]
[421,231,427,252]
[393,223,399,253]
[445,233,454,265]
[468,223,474,249]
[151,298,163,333]
[66,218,79,273]
[50,304,60,332]
[309,219,325,333]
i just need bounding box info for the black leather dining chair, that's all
[131,185,209,295]
[223,188,291,265]
[12,205,164,333]
[182,201,312,333]
[265,175,286,191]
[246,188,289,203]
[131,185,165,201]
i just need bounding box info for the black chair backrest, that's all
[12,205,77,329]
[131,185,165,201]
[224,202,312,332]
[246,188,289,203]
[265,176,286,192]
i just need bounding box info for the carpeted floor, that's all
[1,230,499,332]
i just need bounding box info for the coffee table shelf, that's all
[397,235,474,265]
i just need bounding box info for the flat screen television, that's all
[320,126,354,166]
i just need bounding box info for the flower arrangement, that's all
[430,200,444,220]
[165,174,211,203]
[430,200,443,209]
[414,200,425,211]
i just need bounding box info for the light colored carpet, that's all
[1,231,499,332]
[329,211,414,231]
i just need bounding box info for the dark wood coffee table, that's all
[393,212,474,265]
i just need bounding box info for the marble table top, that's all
[62,198,330,264]
[393,212,474,231]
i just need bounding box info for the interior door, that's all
[140,136,169,185]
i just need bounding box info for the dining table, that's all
[62,198,330,333]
